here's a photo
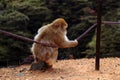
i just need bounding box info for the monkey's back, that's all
[31,25,58,63]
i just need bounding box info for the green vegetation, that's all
[0,0,120,65]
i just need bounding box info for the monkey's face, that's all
[61,24,67,35]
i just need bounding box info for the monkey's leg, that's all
[30,61,53,70]
[29,53,55,70]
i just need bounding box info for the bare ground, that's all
[0,58,120,80]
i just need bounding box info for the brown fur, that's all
[31,18,78,68]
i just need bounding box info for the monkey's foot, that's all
[29,62,52,71]
[43,62,52,69]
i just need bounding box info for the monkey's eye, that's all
[65,25,67,29]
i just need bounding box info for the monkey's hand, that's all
[74,39,78,47]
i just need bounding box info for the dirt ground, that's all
[0,58,120,80]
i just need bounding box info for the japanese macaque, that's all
[30,18,78,70]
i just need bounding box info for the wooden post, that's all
[95,0,102,70]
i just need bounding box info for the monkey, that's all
[30,18,78,70]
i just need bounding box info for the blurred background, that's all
[0,0,120,66]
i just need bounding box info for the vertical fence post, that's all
[95,0,102,70]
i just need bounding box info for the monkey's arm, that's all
[60,39,78,48]
[54,35,78,48]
